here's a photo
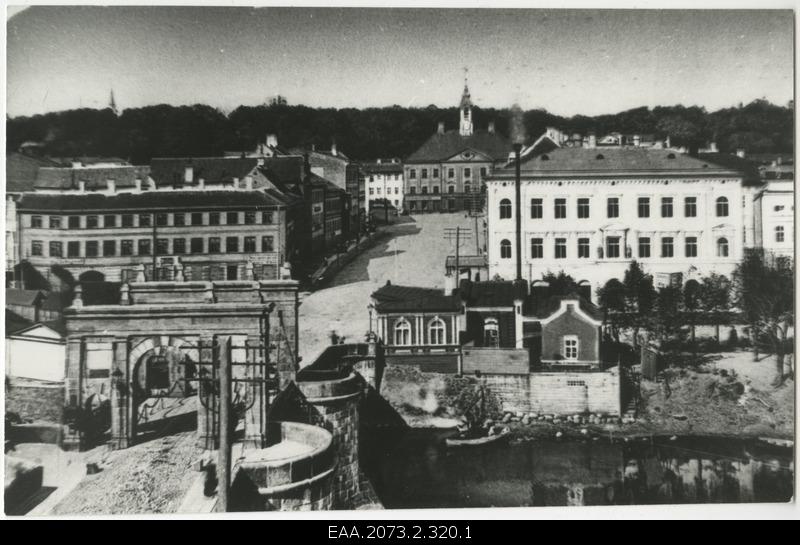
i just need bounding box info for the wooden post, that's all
[217,335,232,512]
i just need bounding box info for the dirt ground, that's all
[298,213,475,367]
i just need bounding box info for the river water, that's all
[362,429,794,508]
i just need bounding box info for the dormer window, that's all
[595,154,604,160]
[541,154,549,161]
[667,153,676,159]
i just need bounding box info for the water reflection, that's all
[363,429,794,508]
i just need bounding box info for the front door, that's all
[226,265,238,280]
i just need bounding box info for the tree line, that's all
[6,99,793,164]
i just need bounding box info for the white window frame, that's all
[563,335,579,361]
[428,317,446,346]
[394,318,411,346]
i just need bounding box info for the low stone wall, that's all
[484,370,621,417]
[310,231,389,289]
[5,380,65,424]
[462,347,529,375]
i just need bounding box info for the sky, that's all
[5,5,795,118]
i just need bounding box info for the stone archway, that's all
[129,336,199,400]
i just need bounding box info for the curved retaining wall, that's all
[298,372,362,509]
[237,421,335,511]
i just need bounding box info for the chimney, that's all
[776,156,783,166]
[198,177,205,190]
[437,122,445,135]
[78,180,86,193]
[736,148,746,159]
[376,158,382,165]
[710,142,718,153]
[107,179,116,193]
[311,144,316,152]
[266,134,278,148]
[331,141,338,157]
[233,177,240,188]
[488,121,496,134]
[71,160,82,168]
[633,135,641,147]
[184,165,193,183]
[513,143,523,282]
[245,176,254,190]
[135,178,142,192]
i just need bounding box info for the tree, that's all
[683,279,702,345]
[621,261,656,346]
[540,271,579,297]
[735,252,794,386]
[653,286,686,349]
[597,278,626,342]
[699,273,732,343]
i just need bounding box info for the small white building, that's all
[5,316,66,383]
[754,178,794,260]
[361,159,404,215]
[485,146,748,296]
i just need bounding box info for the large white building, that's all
[485,146,749,295]
[362,159,404,215]
[754,176,794,260]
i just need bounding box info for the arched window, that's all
[464,184,471,194]
[500,239,512,259]
[483,318,499,348]
[775,225,785,242]
[394,318,411,346]
[448,185,455,194]
[716,196,729,217]
[428,317,446,345]
[717,237,729,257]
[499,198,512,219]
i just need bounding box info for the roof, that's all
[529,293,603,322]
[697,153,763,186]
[49,156,130,166]
[445,255,487,269]
[5,288,45,307]
[494,147,748,178]
[5,152,61,193]
[459,280,526,308]
[361,161,403,175]
[35,166,141,190]
[372,283,461,313]
[406,130,512,163]
[17,190,286,213]
[6,318,66,338]
[149,157,259,187]
[258,156,305,186]
[5,309,33,335]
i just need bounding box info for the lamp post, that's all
[368,302,375,335]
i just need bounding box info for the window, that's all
[409,187,416,195]
[448,168,455,179]
[104,215,117,228]
[500,239,512,259]
[226,212,239,225]
[432,186,439,194]
[156,213,168,227]
[173,238,186,254]
[638,237,651,258]
[638,197,650,218]
[103,240,116,257]
[31,216,43,228]
[661,197,673,218]
[554,198,567,219]
[409,169,416,180]
[717,237,729,257]
[137,239,151,256]
[555,238,567,259]
[483,318,499,348]
[139,214,152,227]
[480,167,487,177]
[190,238,204,254]
[499,199,512,219]
[86,241,99,257]
[156,238,169,255]
[49,241,63,257]
[174,214,186,226]
[121,240,133,256]
[421,187,428,195]
[578,238,590,258]
[369,188,374,196]
[49,216,62,229]
[31,241,43,256]
[226,237,239,253]
[776,226,785,242]
[428,318,446,345]
[121,214,134,227]
[263,211,273,224]
[68,216,80,229]
[563,336,579,360]
[187,212,202,226]
[716,197,729,217]
[67,241,80,257]
[606,236,621,258]
[685,236,697,257]
[394,319,411,346]
[244,236,256,253]
[464,184,470,194]
[208,237,221,253]
[530,198,543,219]
[661,237,674,258]
[145,355,170,391]
[244,212,256,225]
[607,197,619,218]
[464,167,471,179]
[530,238,543,259]
[448,185,455,194]
[262,235,274,252]
[433,168,439,178]
[209,213,220,226]
[421,168,428,179]
[86,215,99,229]
[684,197,697,217]
[577,198,590,218]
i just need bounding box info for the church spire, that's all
[459,68,473,136]
[109,88,118,115]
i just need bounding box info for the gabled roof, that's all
[5,309,33,335]
[35,165,141,190]
[529,293,603,323]
[5,152,61,193]
[361,161,404,175]
[5,288,45,307]
[149,157,259,188]
[697,153,763,186]
[495,147,747,178]
[17,190,286,213]
[372,283,461,313]
[406,130,512,163]
[460,280,525,308]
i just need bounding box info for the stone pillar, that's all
[62,338,84,450]
[110,338,134,449]
[243,334,268,448]
[196,335,218,450]
[135,263,146,282]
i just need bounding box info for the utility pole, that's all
[151,216,157,281]
[217,336,232,512]
[444,227,472,284]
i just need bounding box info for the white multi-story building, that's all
[754,176,794,260]
[485,146,748,296]
[362,159,404,215]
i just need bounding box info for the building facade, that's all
[403,83,511,214]
[361,159,404,215]
[486,147,748,295]
[754,178,794,260]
